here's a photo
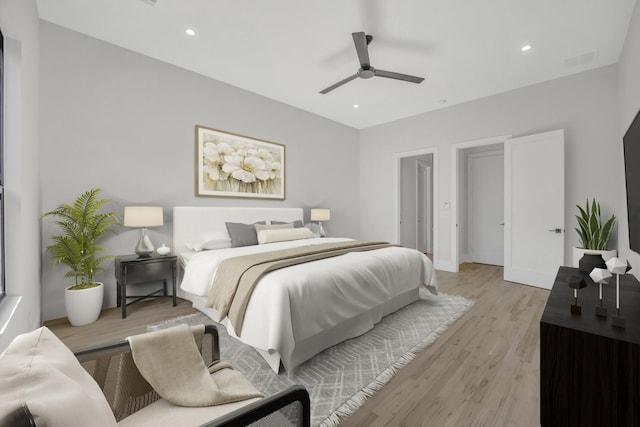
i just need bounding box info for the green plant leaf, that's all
[44,188,120,286]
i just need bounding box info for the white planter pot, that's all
[64,282,104,326]
[572,247,617,268]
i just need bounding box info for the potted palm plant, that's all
[573,198,617,269]
[44,189,120,326]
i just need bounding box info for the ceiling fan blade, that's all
[375,69,424,84]
[352,32,371,69]
[319,74,358,94]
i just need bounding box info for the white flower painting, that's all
[196,126,285,199]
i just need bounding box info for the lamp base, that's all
[318,222,326,237]
[135,228,154,258]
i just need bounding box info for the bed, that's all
[173,206,438,373]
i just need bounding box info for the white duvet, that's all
[180,237,438,372]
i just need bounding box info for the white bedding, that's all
[179,237,438,372]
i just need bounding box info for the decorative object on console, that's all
[44,188,120,326]
[124,206,163,258]
[567,275,587,315]
[573,198,617,267]
[196,125,285,200]
[606,257,632,329]
[310,208,330,237]
[156,244,171,256]
[589,267,612,317]
[578,252,606,274]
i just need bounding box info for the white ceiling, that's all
[36,0,636,129]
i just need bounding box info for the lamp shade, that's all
[311,208,330,222]
[124,206,163,227]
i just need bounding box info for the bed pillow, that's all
[271,220,304,228]
[225,221,266,247]
[0,327,117,427]
[257,227,313,244]
[186,231,232,252]
[254,223,294,233]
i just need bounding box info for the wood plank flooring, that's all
[46,263,549,426]
[340,263,549,427]
[44,297,197,351]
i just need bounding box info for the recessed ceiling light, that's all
[353,104,359,108]
[185,28,196,37]
[521,44,532,52]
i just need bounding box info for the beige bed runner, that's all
[206,241,394,335]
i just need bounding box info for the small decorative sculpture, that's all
[605,257,632,329]
[156,244,171,256]
[567,275,587,315]
[589,267,612,317]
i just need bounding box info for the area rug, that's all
[149,289,473,426]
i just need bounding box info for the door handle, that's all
[548,228,563,234]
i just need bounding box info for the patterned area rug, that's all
[150,289,473,426]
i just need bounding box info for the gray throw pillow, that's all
[225,221,266,247]
[271,220,304,228]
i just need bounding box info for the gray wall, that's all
[39,22,359,321]
[617,1,640,274]
[0,0,42,349]
[359,64,621,271]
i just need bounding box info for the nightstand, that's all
[115,253,177,318]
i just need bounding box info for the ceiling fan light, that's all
[521,44,532,52]
[185,28,196,37]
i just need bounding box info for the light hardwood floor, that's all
[340,263,549,427]
[46,263,549,426]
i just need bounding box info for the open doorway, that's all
[459,144,504,266]
[451,134,511,272]
[396,147,438,264]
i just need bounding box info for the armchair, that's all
[0,325,310,427]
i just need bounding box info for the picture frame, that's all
[196,125,285,199]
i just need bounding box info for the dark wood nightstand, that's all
[115,253,177,318]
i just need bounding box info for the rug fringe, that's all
[317,296,474,427]
[147,313,202,331]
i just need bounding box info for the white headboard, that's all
[173,206,304,254]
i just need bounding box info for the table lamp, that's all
[589,267,612,317]
[124,206,163,257]
[567,275,587,315]
[606,257,631,328]
[310,208,330,237]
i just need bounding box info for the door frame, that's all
[395,147,439,266]
[451,134,511,272]
[416,160,432,254]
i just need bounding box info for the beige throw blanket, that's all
[206,240,394,335]
[127,324,263,407]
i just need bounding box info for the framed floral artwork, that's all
[196,125,285,199]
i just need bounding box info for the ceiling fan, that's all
[319,32,425,94]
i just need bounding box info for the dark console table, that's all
[540,266,640,426]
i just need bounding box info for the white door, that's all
[504,130,565,289]
[417,161,432,253]
[470,152,504,266]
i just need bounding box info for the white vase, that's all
[572,247,617,268]
[64,282,104,326]
[157,244,171,255]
